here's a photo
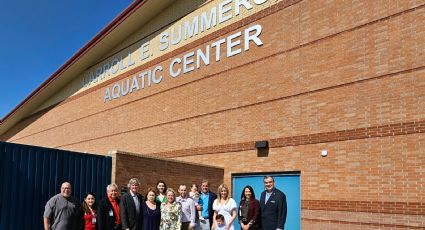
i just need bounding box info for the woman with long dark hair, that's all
[143,187,161,230]
[238,186,260,230]
[82,192,97,230]
[156,180,167,204]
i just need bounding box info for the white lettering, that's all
[184,16,199,40]
[104,88,111,102]
[84,0,271,90]
[200,7,217,32]
[244,24,263,51]
[86,73,95,86]
[139,71,151,89]
[196,45,210,69]
[235,0,253,16]
[102,63,111,79]
[82,76,87,87]
[254,0,268,5]
[112,83,120,99]
[152,66,163,84]
[159,32,169,51]
[119,56,127,71]
[111,58,120,74]
[140,42,150,60]
[95,21,267,102]
[95,67,102,82]
[227,31,242,57]
[170,58,182,78]
[211,38,226,62]
[183,51,195,73]
[171,25,182,45]
[219,0,233,23]
[129,76,140,93]
[127,51,135,67]
[121,79,130,96]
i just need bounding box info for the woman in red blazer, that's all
[238,186,260,230]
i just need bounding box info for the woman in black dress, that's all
[143,187,161,230]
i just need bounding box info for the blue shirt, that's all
[200,193,210,218]
[265,190,273,204]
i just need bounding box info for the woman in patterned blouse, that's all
[160,188,182,230]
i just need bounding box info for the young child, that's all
[189,183,198,198]
[190,184,204,220]
[215,214,226,230]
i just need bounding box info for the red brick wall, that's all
[173,134,425,229]
[113,151,223,195]
[3,0,424,152]
[2,0,425,229]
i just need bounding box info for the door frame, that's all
[230,170,302,229]
[231,170,301,194]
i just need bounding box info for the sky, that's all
[0,0,134,119]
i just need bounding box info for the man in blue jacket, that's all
[260,176,287,230]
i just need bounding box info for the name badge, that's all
[271,200,276,203]
[92,216,97,224]
[109,210,114,216]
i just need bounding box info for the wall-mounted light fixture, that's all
[255,140,269,157]
[321,150,328,157]
[255,140,269,149]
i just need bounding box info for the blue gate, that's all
[0,141,112,230]
[232,173,301,230]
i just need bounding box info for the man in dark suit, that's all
[260,176,287,230]
[197,179,217,230]
[98,183,122,230]
[120,178,144,230]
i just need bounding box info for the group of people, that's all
[43,176,287,230]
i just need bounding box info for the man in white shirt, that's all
[176,184,196,230]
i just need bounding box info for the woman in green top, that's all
[156,180,167,203]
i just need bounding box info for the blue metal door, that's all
[232,173,300,230]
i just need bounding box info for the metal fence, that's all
[0,141,112,230]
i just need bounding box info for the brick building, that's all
[1,0,424,229]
